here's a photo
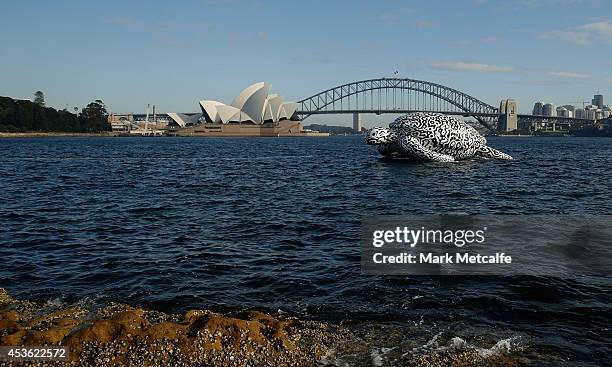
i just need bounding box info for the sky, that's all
[1,0,611,126]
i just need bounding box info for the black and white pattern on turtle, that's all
[366,112,513,162]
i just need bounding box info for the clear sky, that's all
[1,0,610,126]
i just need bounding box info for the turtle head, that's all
[366,127,397,145]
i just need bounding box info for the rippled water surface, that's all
[1,136,611,365]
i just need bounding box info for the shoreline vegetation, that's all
[0,94,110,135]
[0,289,526,366]
[0,132,117,138]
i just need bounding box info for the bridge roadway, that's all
[297,109,592,125]
[298,109,498,118]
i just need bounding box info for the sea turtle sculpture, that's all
[366,112,513,162]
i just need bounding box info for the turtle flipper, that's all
[398,136,455,162]
[477,145,513,160]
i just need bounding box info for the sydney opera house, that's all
[167,83,327,137]
[199,82,297,124]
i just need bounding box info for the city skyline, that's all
[1,0,611,126]
[532,93,610,120]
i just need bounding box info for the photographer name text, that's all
[372,252,512,264]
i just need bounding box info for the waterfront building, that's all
[556,106,570,118]
[562,105,575,118]
[543,103,556,116]
[532,102,544,115]
[586,109,597,120]
[575,108,586,119]
[585,104,594,120]
[165,82,327,137]
[196,82,298,124]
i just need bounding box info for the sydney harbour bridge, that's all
[296,78,591,133]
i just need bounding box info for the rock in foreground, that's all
[0,289,526,366]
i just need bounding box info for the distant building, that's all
[586,109,597,120]
[532,102,544,115]
[584,104,599,120]
[543,103,556,116]
[575,108,586,119]
[556,106,570,118]
[592,94,604,109]
[562,105,575,118]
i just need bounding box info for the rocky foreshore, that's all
[0,289,526,366]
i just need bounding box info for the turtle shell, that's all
[389,112,486,151]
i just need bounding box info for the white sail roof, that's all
[199,100,224,123]
[188,82,297,125]
[167,112,203,127]
[263,94,284,122]
[230,82,271,124]
[279,102,298,120]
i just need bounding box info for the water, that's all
[1,136,611,365]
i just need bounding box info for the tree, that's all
[33,91,45,107]
[15,100,33,130]
[0,95,83,132]
[79,99,110,131]
[32,103,48,131]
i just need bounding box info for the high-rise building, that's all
[556,106,570,118]
[592,95,604,109]
[575,108,585,119]
[532,102,544,115]
[543,103,556,116]
[560,105,575,118]
[562,104,575,113]
[586,109,597,120]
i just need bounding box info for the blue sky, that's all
[1,0,611,125]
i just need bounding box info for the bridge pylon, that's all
[352,113,362,133]
[499,99,518,132]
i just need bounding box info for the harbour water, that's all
[1,136,611,366]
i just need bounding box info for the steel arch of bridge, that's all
[296,78,500,130]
